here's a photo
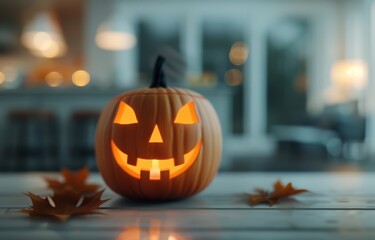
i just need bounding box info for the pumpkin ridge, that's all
[97,95,124,194]
[164,88,174,198]
[128,94,147,199]
[173,90,186,197]
[182,92,201,196]
[119,91,207,99]
[112,96,136,198]
[206,99,222,190]
[192,98,208,194]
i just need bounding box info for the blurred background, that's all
[0,0,374,172]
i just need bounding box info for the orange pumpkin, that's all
[95,56,222,200]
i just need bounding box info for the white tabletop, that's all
[1,172,375,239]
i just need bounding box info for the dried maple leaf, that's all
[20,189,109,221]
[248,180,308,206]
[45,167,100,195]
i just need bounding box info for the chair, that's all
[2,110,59,171]
[69,110,100,170]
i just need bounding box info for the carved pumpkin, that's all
[95,56,222,200]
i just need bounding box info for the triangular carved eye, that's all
[174,101,199,124]
[114,102,138,125]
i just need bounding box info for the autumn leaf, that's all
[21,167,110,221]
[20,189,109,221]
[45,167,100,195]
[248,180,308,206]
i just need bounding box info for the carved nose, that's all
[149,124,163,143]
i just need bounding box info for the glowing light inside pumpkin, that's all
[174,101,199,124]
[149,125,163,143]
[111,140,202,180]
[112,101,201,180]
[114,102,138,124]
[150,160,161,180]
[72,70,90,87]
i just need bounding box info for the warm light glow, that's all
[174,102,199,124]
[33,32,52,51]
[21,32,40,50]
[149,125,163,143]
[22,31,66,58]
[116,219,186,240]
[229,42,249,65]
[72,70,90,87]
[116,229,185,240]
[149,219,161,240]
[2,66,17,82]
[111,140,202,180]
[21,12,67,58]
[39,41,61,58]
[116,227,141,240]
[324,86,349,105]
[114,102,138,125]
[0,72,4,85]
[331,60,368,90]
[95,23,137,51]
[96,32,136,51]
[45,71,63,87]
[32,32,47,49]
[225,69,243,86]
[150,160,161,180]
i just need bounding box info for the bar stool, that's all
[69,110,100,170]
[334,116,366,160]
[2,110,59,171]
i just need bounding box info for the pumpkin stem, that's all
[150,55,167,88]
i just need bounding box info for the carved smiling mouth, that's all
[111,140,202,180]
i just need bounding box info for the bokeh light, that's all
[0,72,5,85]
[331,60,368,90]
[225,69,243,86]
[229,42,249,66]
[45,71,63,87]
[96,22,137,51]
[72,70,90,87]
[32,32,52,51]
[2,66,18,83]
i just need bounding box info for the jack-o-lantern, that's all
[95,56,222,200]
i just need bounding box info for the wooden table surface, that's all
[1,172,375,239]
